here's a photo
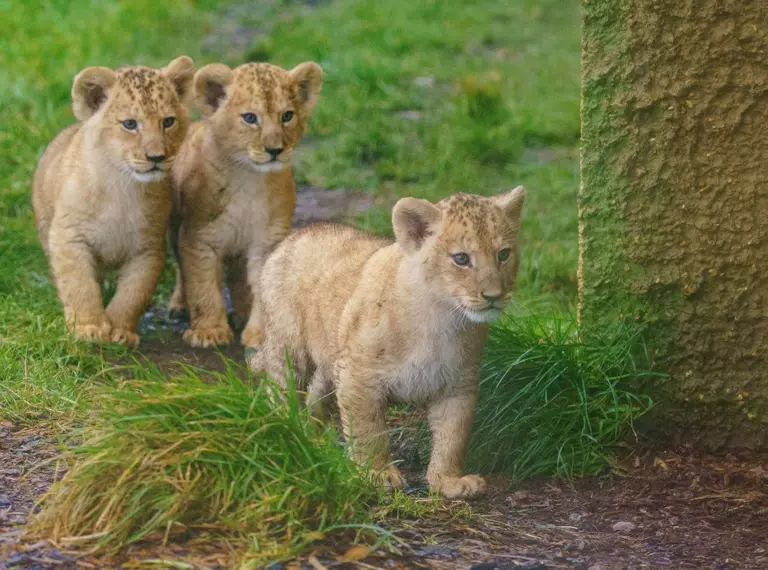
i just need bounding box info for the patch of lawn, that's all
[0,0,226,424]
[0,0,611,563]
[30,370,378,566]
[467,307,658,481]
[244,0,581,302]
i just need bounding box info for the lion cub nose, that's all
[145,154,166,164]
[266,147,284,158]
[482,292,502,304]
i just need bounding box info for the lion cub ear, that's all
[194,63,234,118]
[72,67,116,121]
[289,62,323,116]
[392,197,442,255]
[493,185,526,227]
[163,56,195,102]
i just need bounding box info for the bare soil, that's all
[2,418,767,569]
[3,189,767,568]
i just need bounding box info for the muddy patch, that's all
[2,438,767,569]
[293,186,376,228]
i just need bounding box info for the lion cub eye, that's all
[498,248,511,263]
[242,113,259,125]
[281,110,294,123]
[121,119,138,131]
[451,253,471,267]
[162,116,176,129]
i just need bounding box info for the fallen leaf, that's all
[342,545,370,561]
[612,521,637,533]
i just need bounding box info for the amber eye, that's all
[242,112,259,124]
[452,253,470,267]
[281,110,294,123]
[122,119,138,130]
[162,116,176,129]
[498,248,511,263]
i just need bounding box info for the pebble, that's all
[612,521,637,533]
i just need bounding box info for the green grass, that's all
[30,370,378,565]
[0,0,637,562]
[467,306,658,481]
[255,0,581,301]
[0,0,226,425]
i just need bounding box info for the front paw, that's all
[73,321,112,344]
[183,325,234,348]
[111,328,140,347]
[428,474,486,499]
[374,465,406,491]
[241,325,265,347]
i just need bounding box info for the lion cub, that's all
[168,61,323,348]
[32,57,195,346]
[250,187,526,499]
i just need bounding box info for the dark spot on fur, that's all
[206,80,227,111]
[404,210,433,244]
[84,82,108,113]
[298,80,310,104]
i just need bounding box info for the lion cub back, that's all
[258,224,392,377]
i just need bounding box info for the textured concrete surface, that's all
[579,0,768,450]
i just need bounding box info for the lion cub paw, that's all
[240,325,265,348]
[375,465,406,491]
[430,474,486,500]
[110,328,140,347]
[73,321,112,344]
[183,326,234,348]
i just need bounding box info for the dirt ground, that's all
[3,188,767,569]
[2,417,767,569]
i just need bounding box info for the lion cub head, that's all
[192,61,323,172]
[393,186,526,323]
[72,56,195,183]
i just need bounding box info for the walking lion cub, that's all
[168,61,323,348]
[32,57,195,346]
[249,186,526,499]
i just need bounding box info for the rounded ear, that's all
[162,56,195,102]
[71,67,116,121]
[194,63,234,118]
[289,61,323,116]
[392,197,442,255]
[493,185,526,225]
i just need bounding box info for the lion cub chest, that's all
[215,176,270,256]
[387,332,464,404]
[89,187,158,265]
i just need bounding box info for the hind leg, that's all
[226,255,252,331]
[248,333,313,395]
[168,262,188,318]
[307,368,335,420]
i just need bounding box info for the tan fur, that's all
[32,57,195,346]
[250,187,526,499]
[168,61,323,348]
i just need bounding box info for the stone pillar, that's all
[579,0,768,450]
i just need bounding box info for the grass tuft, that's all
[30,370,378,564]
[466,306,658,481]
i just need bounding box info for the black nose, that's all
[146,154,165,164]
[482,292,501,303]
[266,147,283,158]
